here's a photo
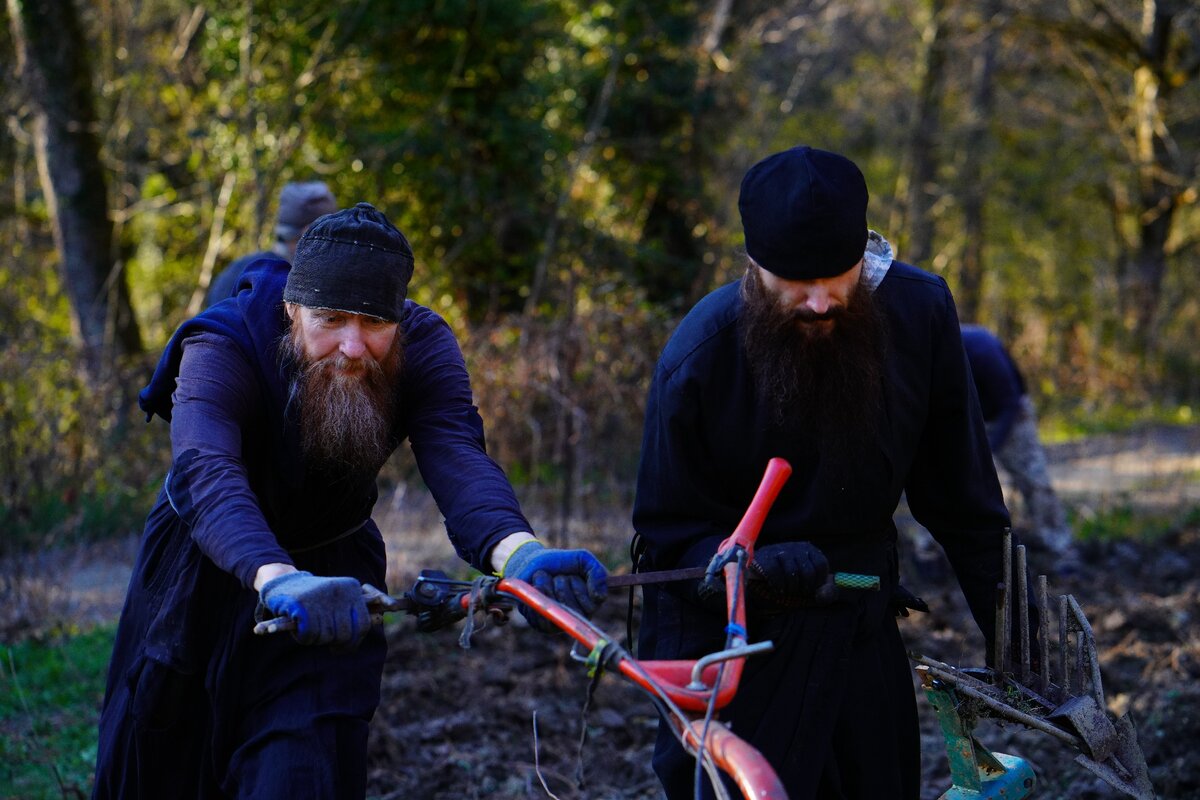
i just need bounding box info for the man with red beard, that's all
[632,146,1025,799]
[93,203,607,799]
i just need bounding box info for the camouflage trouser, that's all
[991,396,1074,555]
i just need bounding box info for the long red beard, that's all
[281,324,404,475]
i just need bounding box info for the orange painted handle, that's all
[715,456,793,562]
[492,459,795,800]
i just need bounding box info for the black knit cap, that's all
[284,202,414,322]
[738,145,869,280]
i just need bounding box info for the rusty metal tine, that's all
[994,582,1007,674]
[1068,594,1106,709]
[1074,615,1085,697]
[1059,595,1070,700]
[999,529,1012,673]
[1038,575,1050,696]
[1016,545,1030,684]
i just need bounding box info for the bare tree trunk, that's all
[1123,2,1178,352]
[904,0,948,268]
[7,0,141,364]
[684,0,737,305]
[523,30,623,315]
[957,0,1002,324]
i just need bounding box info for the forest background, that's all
[2,0,1199,559]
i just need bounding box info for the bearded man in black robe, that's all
[632,146,1024,799]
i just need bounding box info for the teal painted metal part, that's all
[941,753,1036,800]
[925,681,984,790]
[924,678,1036,799]
[832,572,880,591]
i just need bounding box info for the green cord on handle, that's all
[833,572,880,591]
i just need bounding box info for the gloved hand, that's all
[501,541,608,632]
[256,571,371,647]
[747,541,831,608]
[891,584,930,618]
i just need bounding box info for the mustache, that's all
[323,353,372,375]
[789,306,847,324]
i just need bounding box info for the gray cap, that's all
[275,181,339,241]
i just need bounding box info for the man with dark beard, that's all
[632,146,1022,799]
[93,203,608,799]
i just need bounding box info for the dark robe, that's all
[94,256,530,799]
[633,261,1012,799]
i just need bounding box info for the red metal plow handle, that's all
[717,456,792,559]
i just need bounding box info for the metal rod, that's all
[1074,617,1086,699]
[1059,594,1070,700]
[912,656,1083,749]
[997,528,1013,673]
[994,582,1007,674]
[1038,575,1050,697]
[687,641,775,690]
[1067,594,1106,709]
[1017,545,1030,684]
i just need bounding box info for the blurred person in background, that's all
[203,180,338,308]
[960,323,1078,573]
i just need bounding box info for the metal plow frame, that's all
[912,531,1155,800]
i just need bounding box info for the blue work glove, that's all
[747,542,831,608]
[256,571,371,647]
[500,541,608,633]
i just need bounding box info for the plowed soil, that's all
[8,425,1199,799]
[363,425,1200,800]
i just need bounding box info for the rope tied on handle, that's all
[575,638,625,789]
[458,575,494,649]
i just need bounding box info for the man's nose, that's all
[801,286,831,314]
[339,329,368,359]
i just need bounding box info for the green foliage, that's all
[0,330,164,556]
[0,626,114,799]
[1072,503,1200,545]
[4,0,1200,557]
[1040,406,1197,443]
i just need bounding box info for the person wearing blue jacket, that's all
[92,203,607,799]
[203,181,340,309]
[960,323,1075,563]
[632,146,1029,799]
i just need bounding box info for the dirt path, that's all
[1047,424,1200,510]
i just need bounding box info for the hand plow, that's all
[911,532,1155,800]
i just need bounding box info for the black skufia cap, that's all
[738,146,869,280]
[284,202,414,322]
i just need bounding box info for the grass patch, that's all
[1072,503,1200,543]
[1,625,114,799]
[1040,403,1196,443]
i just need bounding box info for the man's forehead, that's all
[295,304,393,323]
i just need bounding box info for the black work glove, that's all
[891,584,930,617]
[256,571,371,647]
[747,542,831,608]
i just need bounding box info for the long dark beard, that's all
[739,264,886,452]
[281,324,404,477]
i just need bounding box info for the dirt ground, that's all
[364,425,1200,800]
[5,425,1199,799]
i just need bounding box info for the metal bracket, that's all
[921,668,1037,799]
